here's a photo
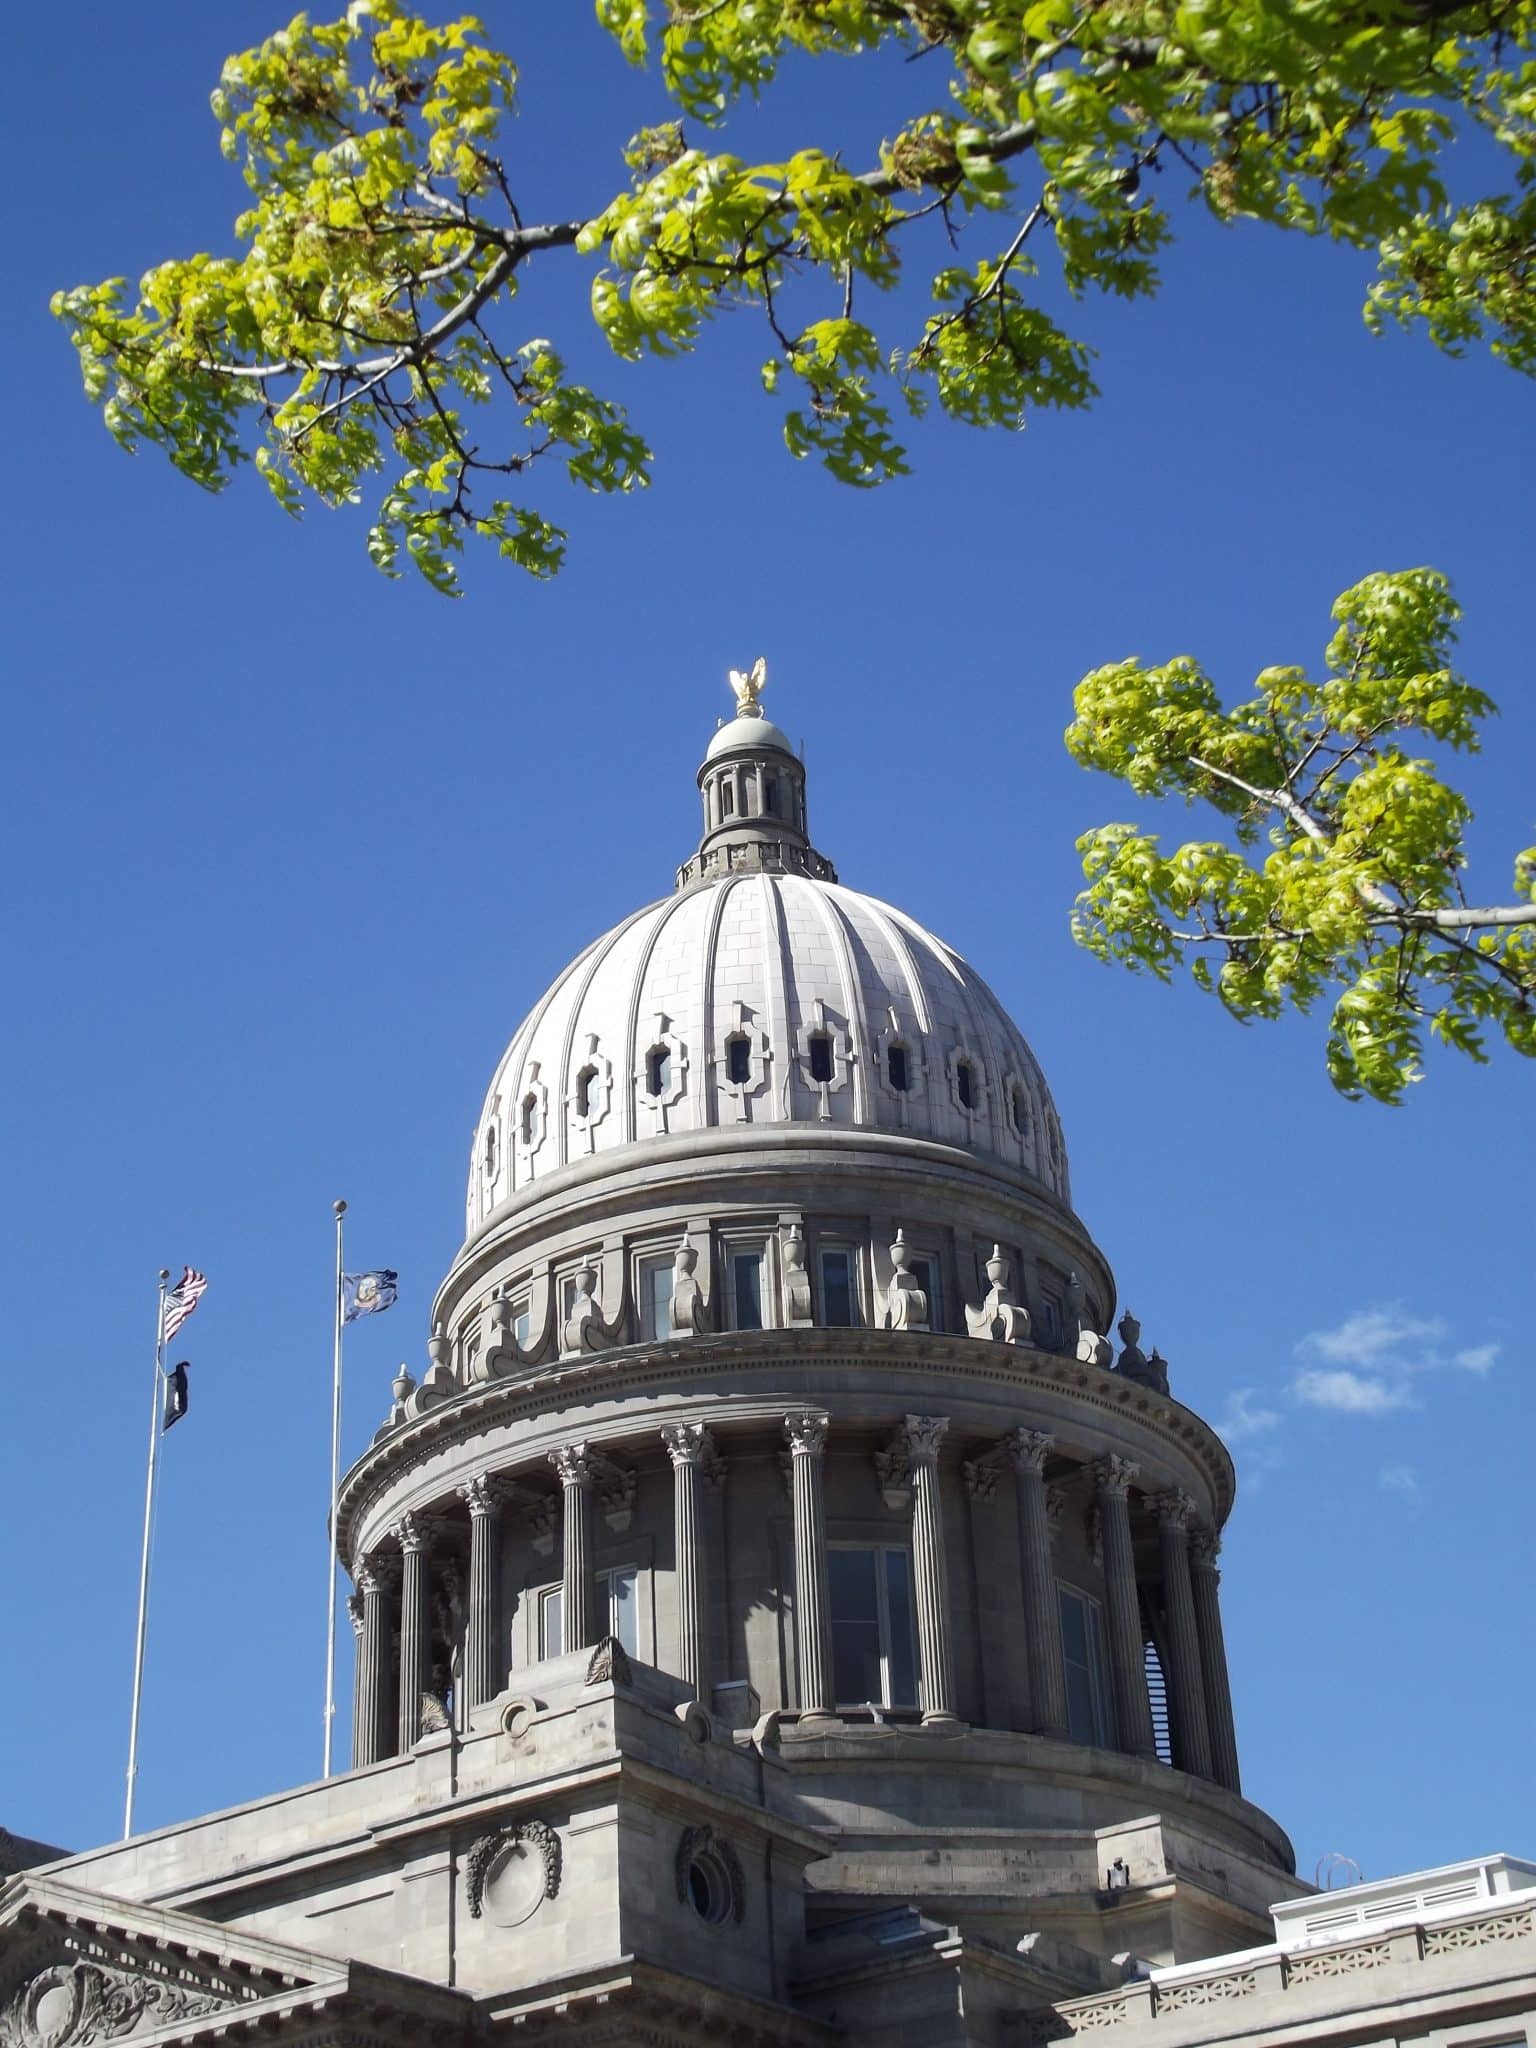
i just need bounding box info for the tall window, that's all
[575,1064,599,1118]
[828,1547,917,1708]
[725,1033,751,1085]
[762,770,780,816]
[909,1255,943,1333]
[720,780,735,817]
[645,1044,671,1097]
[886,1043,909,1092]
[1058,1585,1109,1747]
[808,1031,834,1084]
[637,1255,674,1341]
[819,1247,857,1326]
[730,1248,764,1330]
[540,1566,640,1659]
[955,1058,977,1110]
[520,1092,538,1144]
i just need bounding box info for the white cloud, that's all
[1289,1304,1500,1419]
[1291,1368,1416,1416]
[1215,1388,1282,1445]
[1379,1463,1420,1494]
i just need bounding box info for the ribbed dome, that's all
[466,871,1070,1232]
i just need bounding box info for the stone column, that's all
[550,1443,598,1651]
[1093,1456,1156,1759]
[784,1411,835,1720]
[903,1415,959,1725]
[458,1475,505,1710]
[394,1515,432,1754]
[1191,1526,1242,1792]
[347,1592,367,1765]
[1007,1429,1069,1739]
[1152,1491,1214,1779]
[662,1423,710,1697]
[352,1561,392,1768]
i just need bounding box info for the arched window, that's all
[762,770,780,817]
[725,1033,751,1086]
[646,1044,671,1097]
[887,1043,909,1093]
[808,1031,834,1085]
[1009,1082,1030,1139]
[519,1093,538,1145]
[484,1122,499,1176]
[956,1058,977,1111]
[720,780,735,818]
[575,1064,599,1118]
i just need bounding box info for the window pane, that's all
[639,1259,673,1341]
[887,1044,908,1092]
[821,1249,855,1326]
[829,1550,883,1706]
[513,1304,531,1347]
[727,1035,751,1085]
[910,1258,941,1332]
[541,1586,564,1660]
[732,1253,763,1330]
[647,1046,671,1096]
[607,1568,639,1655]
[883,1550,917,1706]
[809,1034,834,1084]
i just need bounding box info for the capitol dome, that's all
[466,872,1070,1235]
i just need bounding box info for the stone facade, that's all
[4,683,1527,2045]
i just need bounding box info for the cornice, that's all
[336,1328,1235,1561]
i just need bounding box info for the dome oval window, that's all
[956,1059,977,1111]
[725,1033,751,1086]
[1009,1082,1030,1138]
[575,1065,599,1119]
[646,1045,672,1098]
[519,1093,538,1145]
[685,1849,732,1925]
[886,1044,909,1093]
[808,1032,834,1085]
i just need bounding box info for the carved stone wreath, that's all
[464,1820,562,1921]
[674,1824,746,1926]
[0,1961,227,2048]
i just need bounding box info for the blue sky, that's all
[3,6,1532,1886]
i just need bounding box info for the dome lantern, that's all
[678,659,837,891]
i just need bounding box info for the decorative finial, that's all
[728,656,767,718]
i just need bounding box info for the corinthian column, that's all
[550,1443,597,1651]
[662,1423,710,1698]
[394,1515,431,1753]
[1093,1456,1156,1759]
[1152,1491,1214,1779]
[352,1558,392,1767]
[784,1411,835,1720]
[1007,1429,1068,1738]
[348,1592,367,1765]
[1191,1526,1242,1792]
[903,1415,959,1725]
[458,1475,505,1709]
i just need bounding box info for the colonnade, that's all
[348,1418,1240,1795]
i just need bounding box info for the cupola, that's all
[678,658,837,890]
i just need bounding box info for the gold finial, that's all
[728,656,767,718]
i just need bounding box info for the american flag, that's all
[163,1266,207,1341]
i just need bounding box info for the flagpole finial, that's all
[158,1268,170,1282]
[333,1199,347,1217]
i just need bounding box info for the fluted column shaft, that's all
[663,1424,709,1698]
[784,1412,835,1718]
[904,1416,958,1723]
[1191,1528,1242,1792]
[395,1516,431,1753]
[1094,1457,1156,1759]
[459,1476,504,1709]
[1008,1430,1068,1738]
[353,1562,391,1768]
[551,1444,597,1651]
[1153,1493,1214,1779]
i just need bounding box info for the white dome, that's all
[706,710,795,759]
[466,872,1070,1232]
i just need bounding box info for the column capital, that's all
[392,1512,431,1556]
[347,1591,365,1638]
[1150,1488,1197,1532]
[355,1551,397,1595]
[662,1421,710,1468]
[902,1414,949,1466]
[1190,1523,1222,1571]
[1093,1453,1140,1499]
[458,1472,508,1518]
[962,1458,1001,1500]
[550,1441,596,1488]
[1007,1427,1055,1475]
[784,1409,829,1457]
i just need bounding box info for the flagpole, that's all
[323,1199,346,1778]
[124,1268,170,1840]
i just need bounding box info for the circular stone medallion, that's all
[481,1838,547,1928]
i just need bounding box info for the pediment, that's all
[0,1876,472,2047]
